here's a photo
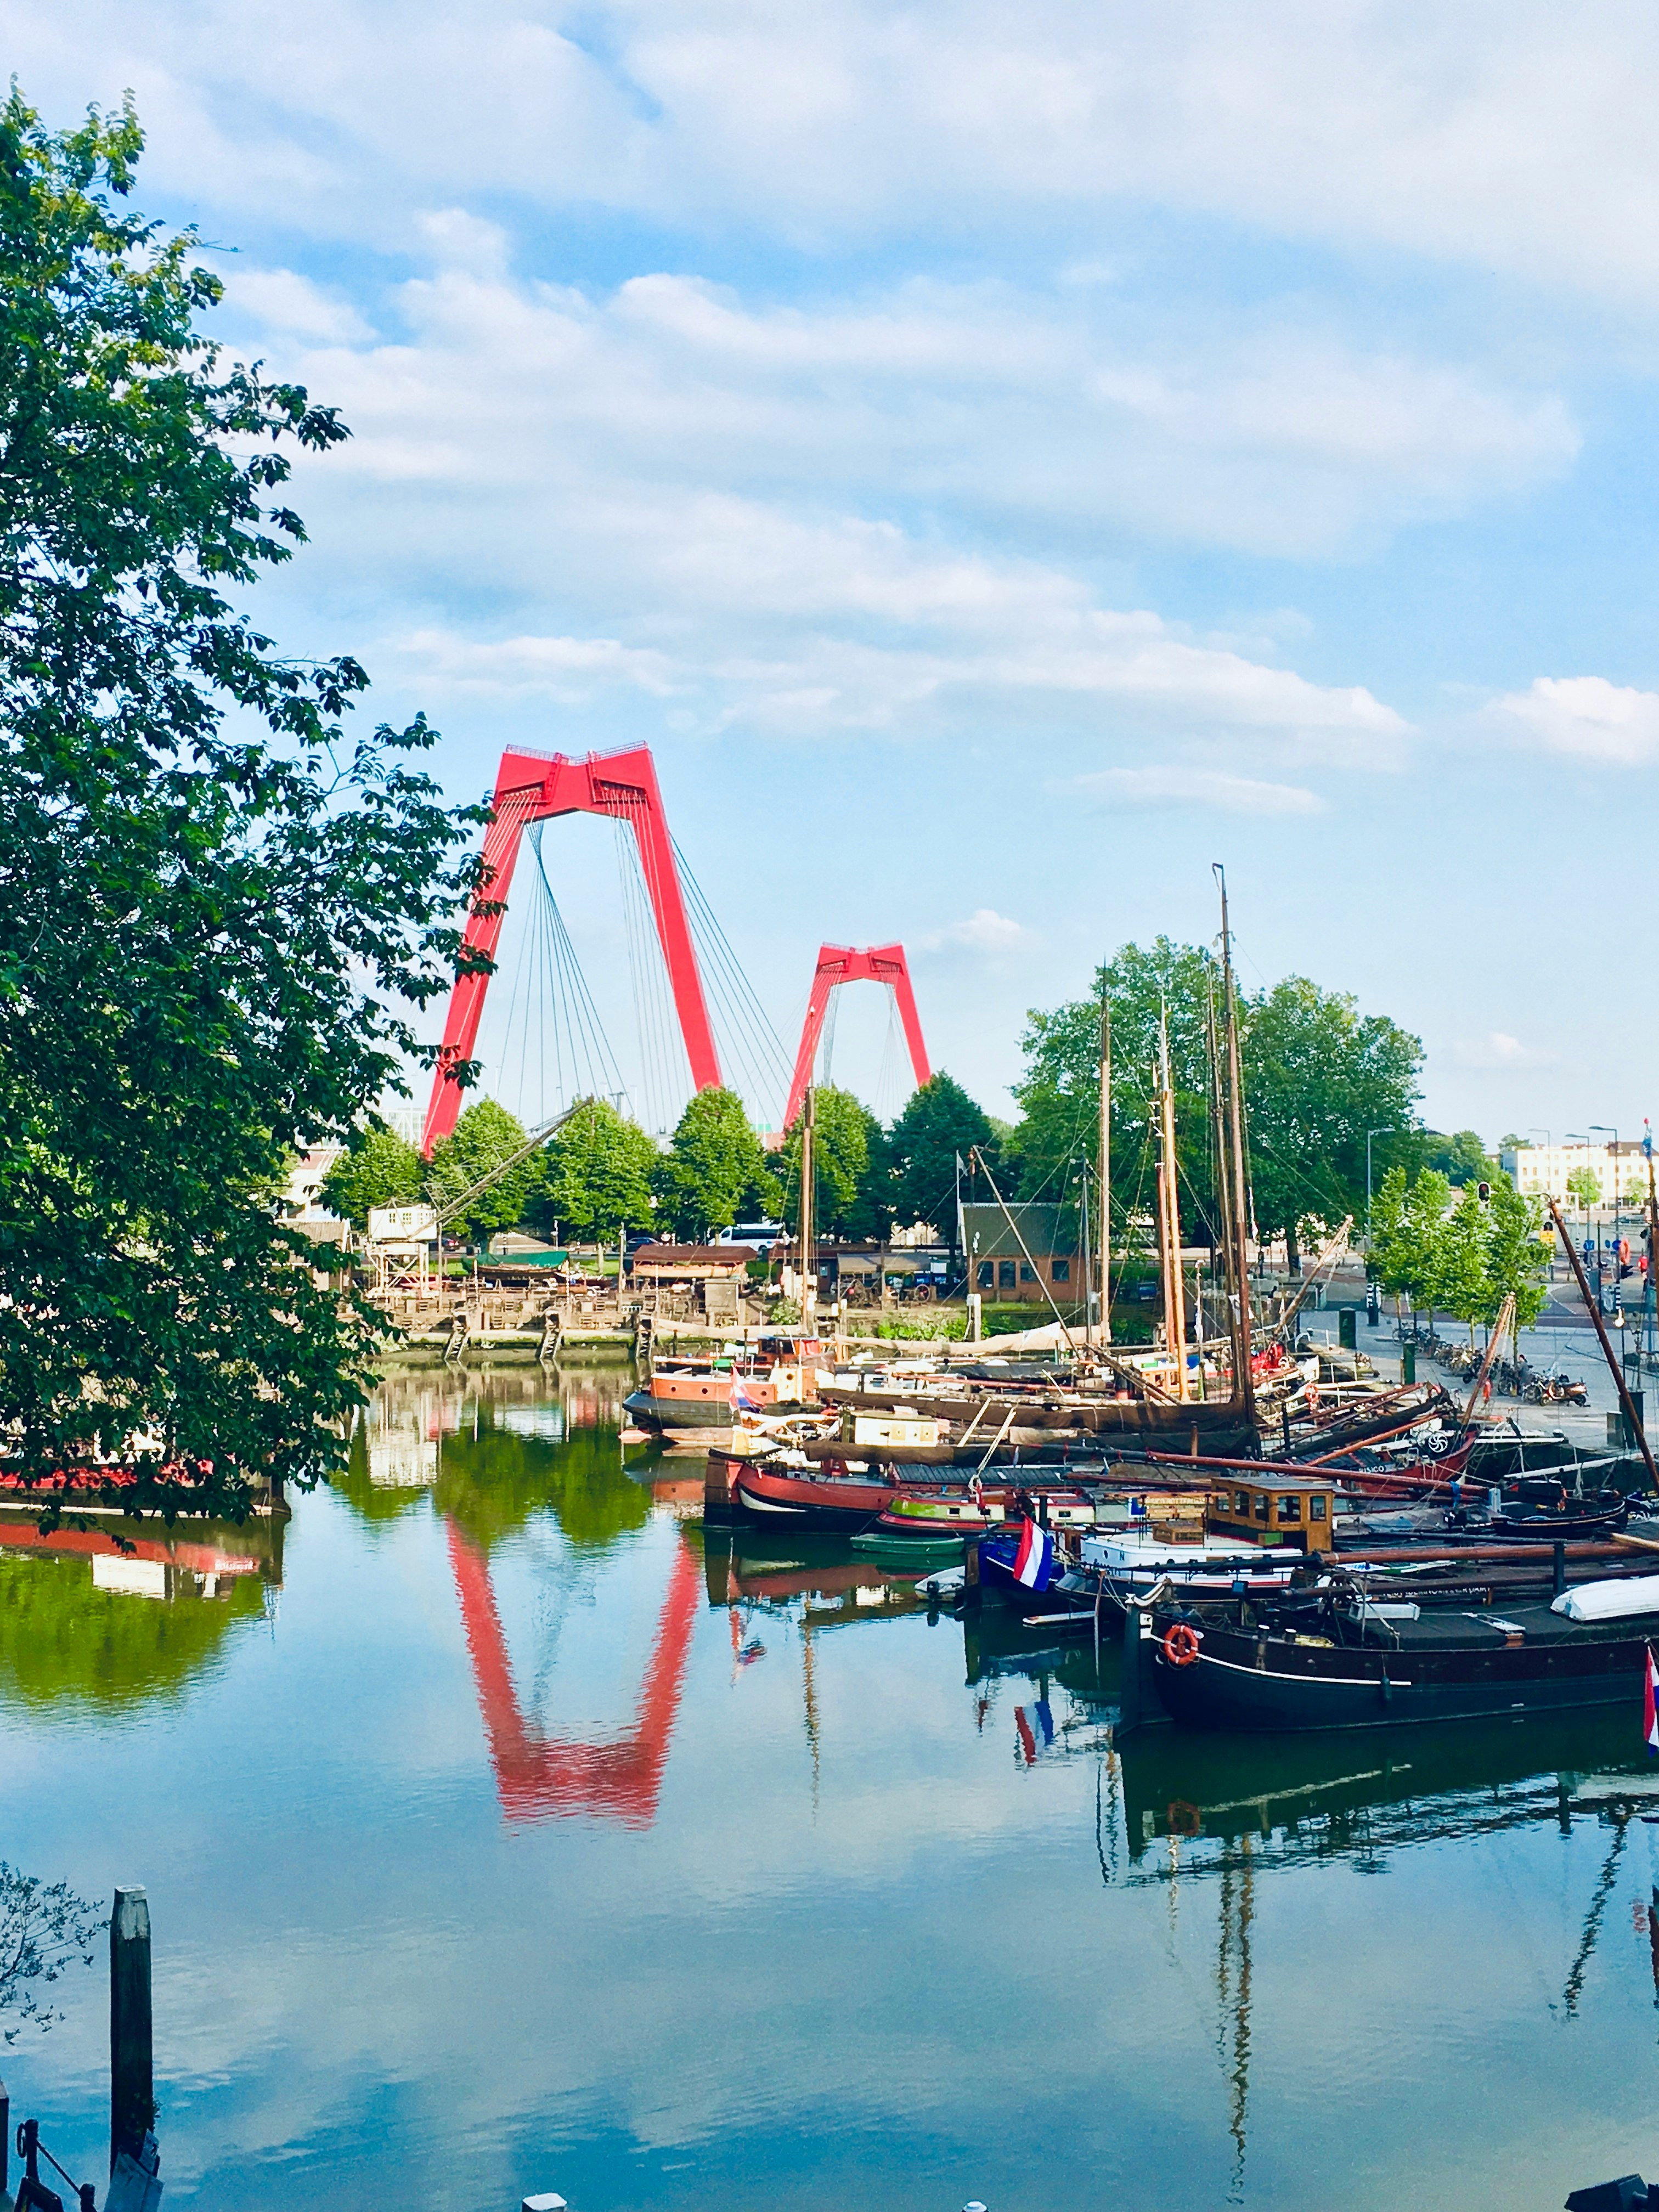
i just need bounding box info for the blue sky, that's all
[13,1,1659,1137]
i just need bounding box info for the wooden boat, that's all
[730,1461,901,1531]
[1148,1577,1659,1731]
[623,1335,819,1432]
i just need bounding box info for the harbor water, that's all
[7,1363,1659,2208]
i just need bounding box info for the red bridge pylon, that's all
[783,943,930,1129]
[422,745,719,1153]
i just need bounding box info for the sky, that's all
[12,1,1659,1138]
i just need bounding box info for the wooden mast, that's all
[1158,1005,1190,1401]
[1214,865,1257,1429]
[1207,974,1246,1412]
[1098,997,1112,1348]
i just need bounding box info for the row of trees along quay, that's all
[1,85,1532,1532]
[1369,1163,1553,1369]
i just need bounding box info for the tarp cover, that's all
[1551,1575,1659,1622]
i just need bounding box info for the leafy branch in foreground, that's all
[0,91,484,1521]
[0,1864,105,2042]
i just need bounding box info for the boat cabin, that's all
[1207,1472,1335,1553]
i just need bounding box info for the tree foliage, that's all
[1422,1128,1499,1188]
[888,1073,995,1242]
[319,1125,425,1232]
[776,1086,890,1240]
[1244,977,1423,1271]
[526,1098,656,1240]
[426,1099,532,1243]
[0,94,479,1520]
[1369,1165,1549,1350]
[1013,941,1423,1272]
[651,1087,778,1239]
[1,1861,105,2041]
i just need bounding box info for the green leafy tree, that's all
[1401,1168,1453,1330]
[1435,1182,1493,1343]
[0,95,478,1521]
[1486,1172,1550,1365]
[1566,1164,1602,1215]
[526,1098,656,1240]
[319,1126,425,1231]
[1423,1128,1499,1188]
[888,1073,996,1246]
[1012,939,1218,1257]
[1,1859,105,2039]
[426,1101,534,1243]
[1245,978,1423,1273]
[652,1087,778,1239]
[777,1086,890,1241]
[1368,1162,1412,1306]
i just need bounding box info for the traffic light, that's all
[1477,1181,1491,1203]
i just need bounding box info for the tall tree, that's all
[1423,1128,1499,1188]
[1434,1182,1492,1344]
[776,1086,889,1241]
[1486,1172,1551,1364]
[319,1126,425,1232]
[887,1073,995,1245]
[1013,938,1219,1255]
[426,1099,532,1244]
[1403,1168,1453,1332]
[0,95,477,1522]
[1245,977,1423,1273]
[526,1098,656,1241]
[652,1087,778,1239]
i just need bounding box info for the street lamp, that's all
[1567,1131,1599,1312]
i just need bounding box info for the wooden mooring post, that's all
[110,1886,153,2173]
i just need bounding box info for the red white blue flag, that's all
[729,1375,763,1414]
[1645,1646,1658,1755]
[1013,1517,1054,1592]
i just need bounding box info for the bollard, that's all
[1339,1307,1357,1351]
[1402,1343,1416,1385]
[110,1887,153,2174]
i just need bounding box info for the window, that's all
[977,1261,994,1289]
[1051,1259,1070,1283]
[1310,1496,1328,1521]
[998,1260,1017,1289]
[1234,1490,1251,1514]
[1277,1497,1302,1522]
[1254,1493,1270,1521]
[1019,1262,1036,1283]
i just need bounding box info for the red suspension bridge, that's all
[422,743,930,1150]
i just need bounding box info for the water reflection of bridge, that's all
[448,1525,701,1826]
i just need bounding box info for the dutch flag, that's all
[1012,1517,1054,1592]
[729,1375,763,1414]
[1645,1646,1659,1756]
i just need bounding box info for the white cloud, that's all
[1443,1030,1559,1071]
[917,909,1032,954]
[1486,676,1659,765]
[227,267,374,343]
[396,628,679,698]
[1066,766,1326,814]
[20,1,1659,304]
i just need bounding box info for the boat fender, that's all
[1161,1622,1201,1667]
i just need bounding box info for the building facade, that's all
[1501,1141,1653,1206]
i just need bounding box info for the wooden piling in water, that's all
[110,1886,153,2172]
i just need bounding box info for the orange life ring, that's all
[1162,1622,1201,1667]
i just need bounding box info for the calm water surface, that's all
[7,1363,1659,2209]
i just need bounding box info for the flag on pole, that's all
[1645,1645,1658,1755]
[729,1375,763,1414]
[1012,1517,1053,1592]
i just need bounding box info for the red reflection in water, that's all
[447,1520,701,1826]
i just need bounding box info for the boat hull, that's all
[1152,1618,1650,1732]
[731,1464,900,1532]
